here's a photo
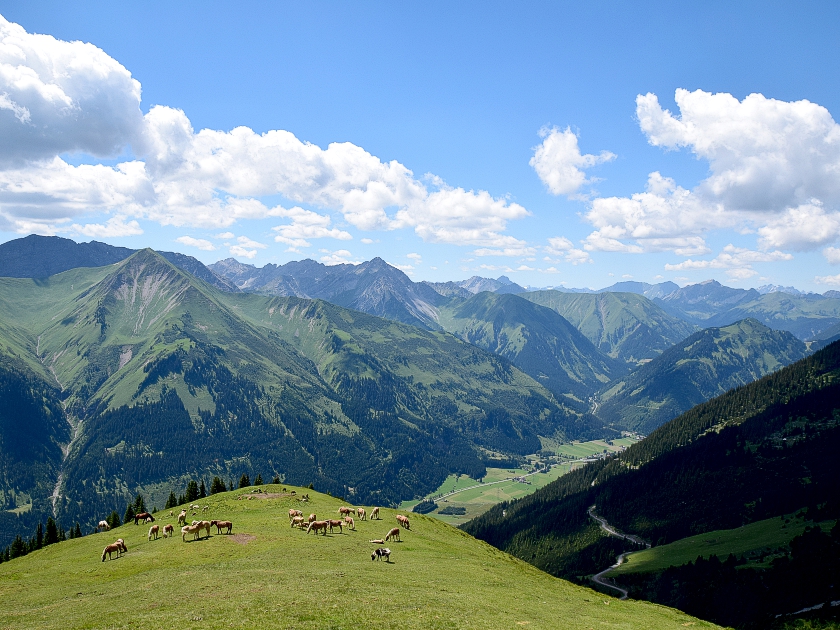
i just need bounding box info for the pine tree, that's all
[178,494,186,505]
[133,493,147,514]
[45,517,58,545]
[35,523,43,549]
[229,480,234,492]
[199,480,207,499]
[58,526,66,542]
[124,503,136,524]
[107,510,121,529]
[10,535,25,559]
[210,476,226,495]
[272,474,280,484]
[165,491,178,509]
[239,474,251,489]
[254,473,263,485]
[73,523,82,539]
[185,480,199,503]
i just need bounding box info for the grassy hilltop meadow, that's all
[0,485,717,630]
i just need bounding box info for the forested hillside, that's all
[596,318,809,433]
[463,340,840,626]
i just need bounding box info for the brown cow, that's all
[396,514,411,530]
[162,524,174,538]
[385,527,401,542]
[134,512,154,525]
[308,513,317,523]
[328,519,343,533]
[370,507,380,520]
[290,516,305,528]
[338,506,355,516]
[357,507,366,521]
[289,509,303,521]
[344,516,355,530]
[148,524,159,540]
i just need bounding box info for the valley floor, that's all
[401,438,639,526]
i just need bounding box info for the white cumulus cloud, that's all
[530,127,614,196]
[175,236,216,251]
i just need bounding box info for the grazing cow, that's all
[344,516,355,530]
[289,509,303,521]
[308,513,317,523]
[396,514,411,530]
[115,539,127,554]
[357,508,366,521]
[306,520,328,535]
[328,519,343,534]
[134,512,154,525]
[97,520,110,532]
[177,510,187,526]
[190,504,200,510]
[101,543,122,561]
[211,520,233,534]
[338,506,355,516]
[371,547,391,562]
[370,507,380,520]
[168,510,174,517]
[385,527,401,542]
[148,524,160,540]
[202,505,209,513]
[163,524,174,538]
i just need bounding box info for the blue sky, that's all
[0,2,839,290]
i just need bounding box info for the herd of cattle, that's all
[98,499,406,563]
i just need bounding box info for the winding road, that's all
[587,505,651,600]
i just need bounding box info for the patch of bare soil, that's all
[231,533,256,545]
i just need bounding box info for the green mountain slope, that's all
[0,486,715,630]
[463,340,840,628]
[521,290,697,365]
[596,318,809,433]
[0,250,591,537]
[435,292,619,403]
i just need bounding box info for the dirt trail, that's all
[587,505,651,600]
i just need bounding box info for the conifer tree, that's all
[199,480,207,499]
[133,493,147,514]
[45,517,58,545]
[185,480,199,503]
[124,503,136,524]
[210,476,226,495]
[35,523,43,549]
[107,510,121,529]
[58,526,66,542]
[254,473,263,485]
[10,535,25,559]
[73,523,82,539]
[239,474,251,489]
[165,491,178,509]
[272,474,280,484]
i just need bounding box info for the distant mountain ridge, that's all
[595,318,809,433]
[0,234,237,292]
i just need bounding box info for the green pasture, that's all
[614,514,838,575]
[0,486,715,630]
[402,464,575,526]
[553,438,637,459]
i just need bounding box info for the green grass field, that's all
[0,486,716,629]
[401,438,640,526]
[614,514,838,575]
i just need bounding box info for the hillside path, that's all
[587,505,651,600]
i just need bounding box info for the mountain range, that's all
[0,248,593,541]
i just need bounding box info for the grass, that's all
[0,485,717,630]
[614,514,839,575]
